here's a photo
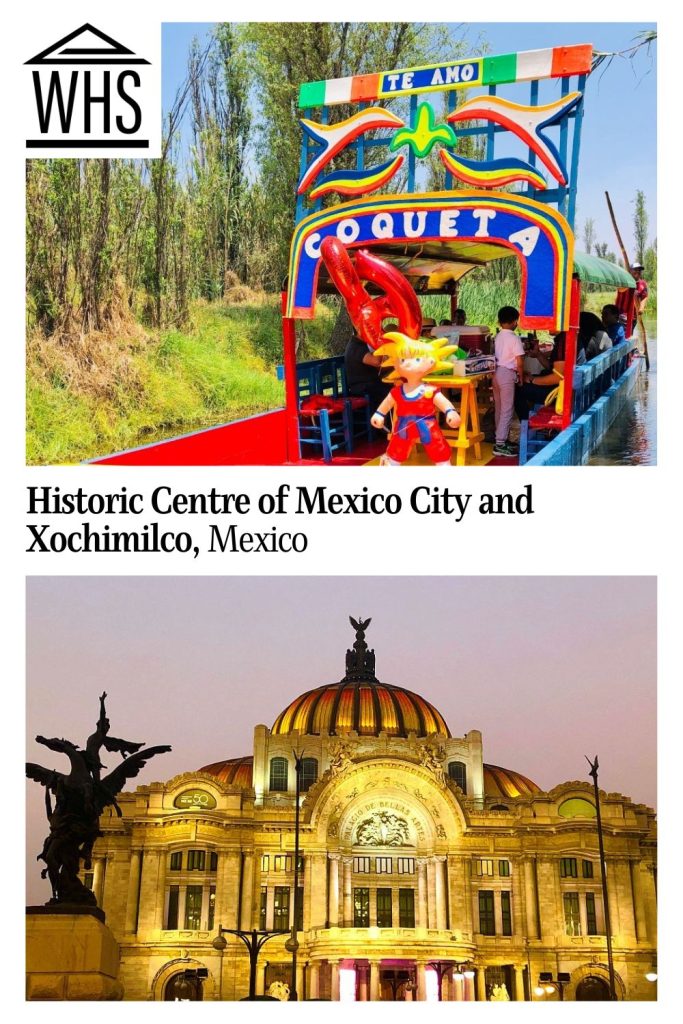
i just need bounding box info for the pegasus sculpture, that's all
[27,692,171,908]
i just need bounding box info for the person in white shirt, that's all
[492,305,524,458]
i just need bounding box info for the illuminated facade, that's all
[90,623,657,1001]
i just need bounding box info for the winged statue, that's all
[349,616,372,635]
[27,695,171,908]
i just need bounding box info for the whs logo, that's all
[24,23,160,156]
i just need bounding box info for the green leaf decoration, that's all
[389,102,457,159]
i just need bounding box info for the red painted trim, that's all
[92,410,288,465]
[561,277,582,431]
[351,73,381,102]
[551,44,593,77]
[281,293,301,462]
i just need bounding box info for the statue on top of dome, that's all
[346,615,376,679]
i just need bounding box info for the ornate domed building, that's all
[89,620,656,1001]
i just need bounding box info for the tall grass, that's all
[421,279,520,329]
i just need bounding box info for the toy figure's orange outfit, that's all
[386,384,452,464]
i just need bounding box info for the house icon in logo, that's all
[25,24,153,150]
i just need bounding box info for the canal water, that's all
[588,323,657,466]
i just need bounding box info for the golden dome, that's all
[200,755,253,788]
[271,616,450,738]
[483,763,541,799]
[272,680,451,738]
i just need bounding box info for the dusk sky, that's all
[162,21,657,257]
[26,576,656,904]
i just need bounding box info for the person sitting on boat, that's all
[344,332,392,417]
[602,304,626,345]
[515,331,587,421]
[454,308,467,327]
[581,311,612,360]
[370,332,461,466]
[420,317,437,338]
[492,305,525,458]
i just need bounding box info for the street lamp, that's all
[428,961,454,1001]
[212,924,288,1000]
[535,972,570,1000]
[586,754,617,1000]
[288,749,306,1000]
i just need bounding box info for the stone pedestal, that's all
[26,907,123,1000]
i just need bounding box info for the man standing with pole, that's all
[605,191,649,370]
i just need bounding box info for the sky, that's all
[161,21,656,258]
[26,575,656,904]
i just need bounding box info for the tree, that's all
[582,217,596,255]
[595,241,617,264]
[644,238,657,288]
[633,190,649,265]
[240,22,456,286]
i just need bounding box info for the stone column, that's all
[257,962,268,996]
[251,852,263,929]
[342,857,353,927]
[308,962,320,999]
[435,856,447,930]
[240,852,254,931]
[613,859,636,941]
[417,859,428,928]
[510,861,524,937]
[416,961,427,1001]
[125,849,142,933]
[514,965,525,1002]
[640,862,658,943]
[215,850,241,930]
[143,847,165,937]
[523,857,539,939]
[452,971,464,1001]
[358,964,368,1001]
[136,849,161,935]
[630,859,647,941]
[369,959,380,1001]
[426,859,437,929]
[309,853,327,930]
[605,859,623,941]
[463,971,475,1001]
[328,855,340,926]
[330,960,341,1001]
[92,856,106,907]
[177,887,187,929]
[296,962,305,999]
[303,855,313,931]
[476,966,487,1002]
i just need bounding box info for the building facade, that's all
[90,623,657,1001]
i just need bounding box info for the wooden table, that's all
[423,371,492,466]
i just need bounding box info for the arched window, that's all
[269,756,288,792]
[300,757,318,792]
[448,761,467,793]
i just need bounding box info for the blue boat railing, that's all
[571,340,637,419]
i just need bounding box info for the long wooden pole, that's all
[605,190,649,370]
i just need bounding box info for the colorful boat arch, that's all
[286,190,574,331]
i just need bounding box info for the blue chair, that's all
[277,357,370,462]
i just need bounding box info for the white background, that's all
[2,0,678,1019]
